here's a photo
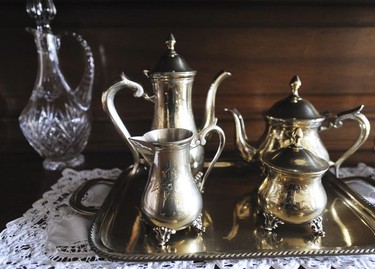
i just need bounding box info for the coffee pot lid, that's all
[151,33,194,73]
[263,128,330,174]
[266,76,322,120]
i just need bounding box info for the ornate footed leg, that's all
[191,213,206,233]
[153,227,176,246]
[263,212,284,231]
[309,216,325,237]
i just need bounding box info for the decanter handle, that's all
[102,74,145,169]
[61,31,95,111]
[320,105,371,176]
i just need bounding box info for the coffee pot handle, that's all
[197,119,226,192]
[102,74,145,168]
[321,105,370,176]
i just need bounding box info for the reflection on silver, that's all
[80,166,375,261]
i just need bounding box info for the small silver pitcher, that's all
[129,126,225,245]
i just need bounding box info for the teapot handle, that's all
[102,74,146,169]
[321,105,370,177]
[197,119,226,192]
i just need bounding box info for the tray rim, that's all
[88,165,375,261]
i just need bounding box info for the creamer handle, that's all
[197,119,226,192]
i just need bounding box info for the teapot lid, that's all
[263,128,330,174]
[266,76,322,120]
[151,33,194,73]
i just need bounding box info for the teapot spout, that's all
[225,108,257,162]
[128,136,155,166]
[201,70,231,131]
[71,33,95,111]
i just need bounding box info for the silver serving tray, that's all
[86,163,375,261]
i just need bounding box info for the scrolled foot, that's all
[153,227,176,246]
[192,213,206,233]
[263,211,284,231]
[309,216,325,237]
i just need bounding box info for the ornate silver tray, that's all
[77,163,375,261]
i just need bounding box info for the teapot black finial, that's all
[166,33,176,51]
[290,75,302,101]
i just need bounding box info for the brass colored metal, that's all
[76,164,375,261]
[258,129,330,236]
[225,75,371,176]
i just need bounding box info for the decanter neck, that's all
[33,30,60,68]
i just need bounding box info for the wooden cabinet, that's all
[0,0,375,164]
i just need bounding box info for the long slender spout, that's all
[225,108,257,162]
[201,70,231,131]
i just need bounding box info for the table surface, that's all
[1,149,375,231]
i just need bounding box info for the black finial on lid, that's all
[151,33,193,73]
[266,75,322,119]
[166,33,176,51]
[290,75,302,101]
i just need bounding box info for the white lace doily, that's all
[1,164,374,269]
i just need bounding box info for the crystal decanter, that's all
[19,0,95,170]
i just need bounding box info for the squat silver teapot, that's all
[102,34,231,174]
[225,75,370,176]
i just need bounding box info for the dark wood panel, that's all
[0,1,375,160]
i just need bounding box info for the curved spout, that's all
[201,70,231,131]
[71,32,95,111]
[224,108,257,162]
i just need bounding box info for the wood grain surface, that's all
[1,0,375,164]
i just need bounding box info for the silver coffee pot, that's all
[102,34,231,174]
[129,127,225,245]
[225,75,370,176]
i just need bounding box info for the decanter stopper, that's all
[26,0,56,32]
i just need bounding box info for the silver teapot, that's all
[102,34,231,175]
[129,127,225,245]
[258,128,330,237]
[225,75,370,176]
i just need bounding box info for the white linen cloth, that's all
[0,164,374,269]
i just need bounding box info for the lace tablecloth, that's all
[1,163,375,269]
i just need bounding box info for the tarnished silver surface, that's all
[225,75,371,176]
[101,34,231,175]
[128,127,225,245]
[86,164,375,261]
